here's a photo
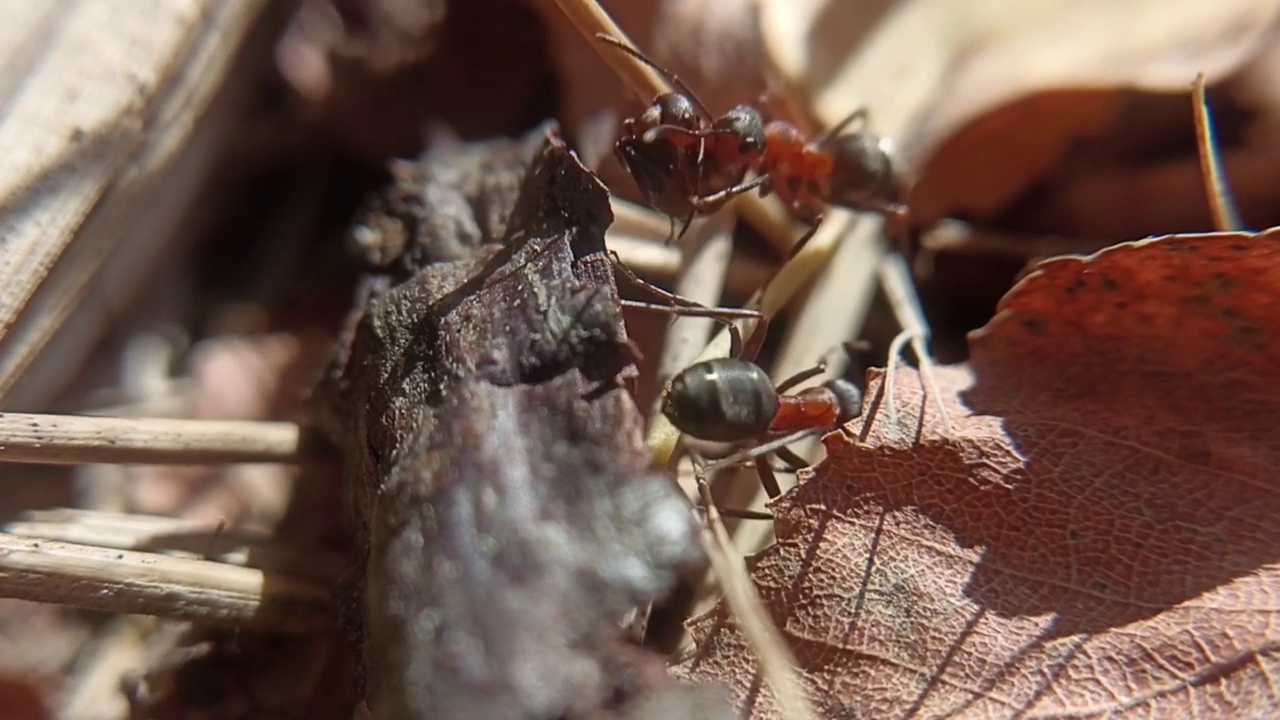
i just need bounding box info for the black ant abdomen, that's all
[661,358,778,443]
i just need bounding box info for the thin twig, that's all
[58,616,152,720]
[7,508,346,583]
[877,254,952,434]
[917,219,1116,262]
[0,412,300,465]
[697,481,816,720]
[610,196,678,238]
[550,0,669,102]
[0,532,334,634]
[1191,73,1242,232]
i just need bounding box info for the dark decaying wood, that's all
[320,126,731,720]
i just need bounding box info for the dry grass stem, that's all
[550,0,670,103]
[7,508,345,583]
[878,253,953,434]
[697,483,817,720]
[0,532,334,634]
[1191,73,1242,232]
[917,220,1116,262]
[57,616,151,720]
[610,197,679,238]
[0,413,300,465]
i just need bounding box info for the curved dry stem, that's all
[697,482,817,720]
[1191,73,1242,232]
[550,0,670,102]
[717,215,886,558]
[878,253,953,434]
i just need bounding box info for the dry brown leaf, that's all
[679,231,1280,718]
[759,0,1280,226]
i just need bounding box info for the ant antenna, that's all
[814,107,869,148]
[595,33,715,121]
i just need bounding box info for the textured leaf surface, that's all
[679,231,1280,718]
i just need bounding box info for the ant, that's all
[661,346,865,502]
[597,33,908,248]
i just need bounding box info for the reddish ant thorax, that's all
[768,381,861,435]
[757,121,835,223]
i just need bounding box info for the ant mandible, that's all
[597,33,908,249]
[661,349,864,501]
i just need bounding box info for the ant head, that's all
[639,93,700,130]
[825,378,864,425]
[712,105,766,155]
[828,132,899,204]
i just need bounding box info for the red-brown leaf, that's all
[679,231,1280,718]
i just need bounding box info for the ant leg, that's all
[755,458,783,499]
[786,217,823,260]
[773,338,870,394]
[698,503,774,521]
[704,427,822,479]
[775,361,828,394]
[622,298,749,358]
[610,251,761,357]
[688,175,770,214]
[694,450,782,508]
[694,469,773,521]
[674,208,696,242]
[847,197,912,256]
[642,124,743,144]
[773,446,811,473]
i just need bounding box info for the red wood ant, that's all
[597,33,907,247]
[661,351,864,500]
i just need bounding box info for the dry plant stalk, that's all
[1191,73,1242,232]
[697,482,817,720]
[0,412,300,465]
[0,532,333,634]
